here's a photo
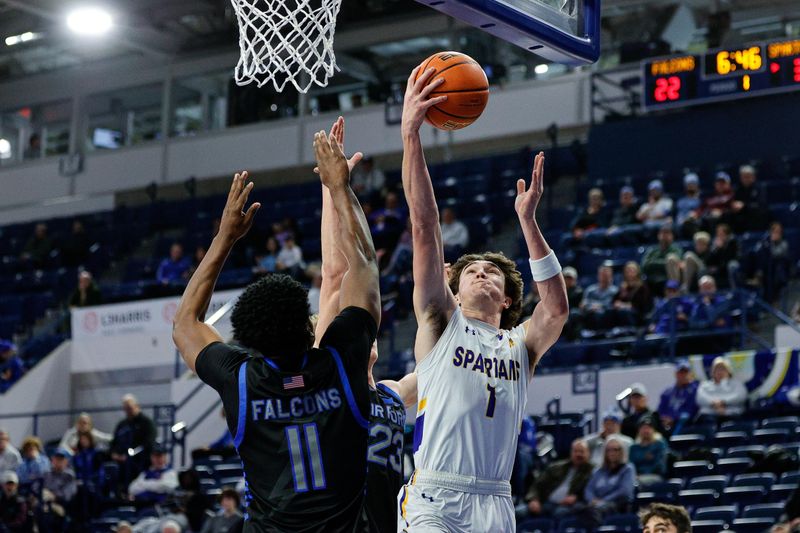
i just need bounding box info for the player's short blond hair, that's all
[448,252,523,330]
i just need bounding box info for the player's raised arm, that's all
[516,153,569,368]
[314,131,380,327]
[401,67,457,330]
[173,172,261,372]
[314,117,363,345]
[379,372,418,408]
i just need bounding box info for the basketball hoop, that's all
[229,0,342,93]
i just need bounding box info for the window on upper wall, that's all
[0,99,71,166]
[84,83,163,151]
[171,70,231,137]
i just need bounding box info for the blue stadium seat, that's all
[779,471,800,485]
[686,476,727,493]
[518,518,555,533]
[678,489,718,508]
[752,428,790,445]
[692,506,736,525]
[761,415,799,431]
[732,473,775,491]
[731,517,777,533]
[719,419,757,434]
[689,520,725,533]
[742,503,785,520]
[672,461,714,479]
[712,431,747,448]
[668,434,706,455]
[767,483,797,503]
[715,457,752,476]
[722,486,765,506]
[725,445,765,458]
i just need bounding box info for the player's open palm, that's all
[219,171,260,242]
[315,131,350,190]
[515,151,545,221]
[314,116,362,174]
[401,67,447,135]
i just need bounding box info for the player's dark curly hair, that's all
[231,274,313,366]
[448,252,523,330]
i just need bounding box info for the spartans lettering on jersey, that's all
[451,346,521,381]
[250,388,342,421]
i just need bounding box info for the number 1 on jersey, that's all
[486,384,497,418]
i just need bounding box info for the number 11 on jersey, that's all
[486,384,496,418]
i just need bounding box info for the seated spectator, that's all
[0,341,24,394]
[611,261,653,326]
[60,219,92,267]
[571,188,609,239]
[705,223,739,289]
[382,217,413,276]
[629,417,667,485]
[157,243,192,285]
[177,468,212,533]
[691,172,735,231]
[0,428,21,474]
[200,488,244,533]
[580,264,618,330]
[110,394,156,483]
[276,235,305,278]
[747,221,792,302]
[0,471,30,532]
[20,223,53,267]
[38,448,77,531]
[675,173,702,238]
[440,208,469,263]
[128,444,178,503]
[641,225,682,292]
[72,431,104,484]
[521,439,594,520]
[621,383,666,439]
[350,155,385,201]
[581,436,636,527]
[731,164,768,233]
[676,231,711,293]
[69,270,103,309]
[657,360,699,435]
[636,180,673,227]
[369,191,406,251]
[649,280,692,334]
[562,267,583,340]
[608,186,639,229]
[16,437,49,486]
[187,245,207,277]
[639,503,692,533]
[688,275,734,339]
[59,412,111,453]
[586,409,633,466]
[696,356,747,421]
[253,237,280,274]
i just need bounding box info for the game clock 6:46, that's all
[705,45,764,77]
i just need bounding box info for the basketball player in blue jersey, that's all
[397,67,569,531]
[172,131,381,532]
[313,117,417,532]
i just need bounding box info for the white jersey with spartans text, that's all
[411,307,530,482]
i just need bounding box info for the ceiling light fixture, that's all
[534,64,549,74]
[5,32,41,46]
[0,139,12,160]
[66,6,113,36]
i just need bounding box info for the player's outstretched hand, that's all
[515,151,545,221]
[313,116,363,174]
[401,67,448,136]
[219,171,260,242]
[314,130,350,190]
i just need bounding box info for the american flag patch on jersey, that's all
[283,375,305,390]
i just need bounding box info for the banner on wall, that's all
[687,348,799,400]
[71,289,242,340]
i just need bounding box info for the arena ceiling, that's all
[0,0,798,82]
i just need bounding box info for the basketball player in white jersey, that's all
[397,66,569,531]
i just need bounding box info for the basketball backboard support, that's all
[416,0,601,65]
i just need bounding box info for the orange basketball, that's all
[414,51,489,131]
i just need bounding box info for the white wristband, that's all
[529,251,562,282]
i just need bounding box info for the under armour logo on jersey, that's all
[421,492,435,503]
[465,326,476,335]
[496,333,504,341]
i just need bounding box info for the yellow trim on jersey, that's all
[418,397,427,412]
[401,472,417,519]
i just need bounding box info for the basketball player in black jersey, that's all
[313,117,417,532]
[172,130,381,532]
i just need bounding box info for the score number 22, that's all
[654,76,681,102]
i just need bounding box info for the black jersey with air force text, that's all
[365,383,406,532]
[195,307,377,532]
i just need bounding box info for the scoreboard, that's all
[642,39,800,111]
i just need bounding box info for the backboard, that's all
[417,0,601,65]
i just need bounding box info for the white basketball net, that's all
[230,0,342,93]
